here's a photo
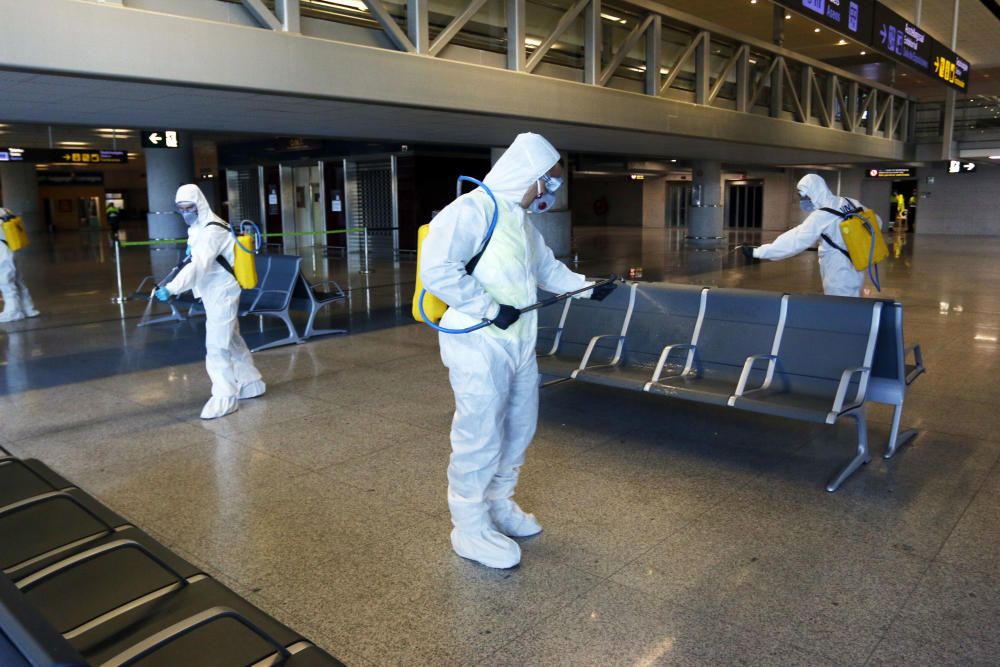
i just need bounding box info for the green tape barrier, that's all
[121,227,366,247]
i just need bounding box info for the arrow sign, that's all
[963,162,976,172]
[141,129,181,149]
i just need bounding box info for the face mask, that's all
[176,204,199,225]
[540,174,563,193]
[529,192,556,214]
[799,196,815,213]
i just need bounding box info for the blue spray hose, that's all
[234,220,262,254]
[418,176,500,334]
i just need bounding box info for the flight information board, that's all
[774,0,875,43]
[871,4,933,72]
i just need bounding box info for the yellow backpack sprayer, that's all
[0,214,28,252]
[412,175,619,333]
[819,206,889,291]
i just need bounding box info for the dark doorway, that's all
[726,180,763,229]
[889,179,918,232]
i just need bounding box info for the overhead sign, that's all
[947,160,977,174]
[931,43,970,91]
[0,148,127,164]
[774,0,875,43]
[142,129,180,149]
[0,147,26,162]
[872,4,932,72]
[866,167,914,178]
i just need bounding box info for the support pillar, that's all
[641,177,666,229]
[686,160,724,247]
[0,163,41,234]
[145,133,193,277]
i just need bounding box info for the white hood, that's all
[175,184,226,226]
[482,133,560,203]
[796,173,842,210]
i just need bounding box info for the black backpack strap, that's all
[215,255,237,279]
[817,207,852,260]
[204,221,239,281]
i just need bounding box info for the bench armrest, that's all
[16,539,190,593]
[733,354,778,398]
[0,491,116,536]
[310,279,345,298]
[831,366,871,414]
[905,344,925,385]
[246,289,290,313]
[578,334,625,371]
[100,606,291,667]
[651,344,696,383]
[133,275,155,294]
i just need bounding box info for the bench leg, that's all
[826,409,872,493]
[883,403,919,460]
[137,303,186,327]
[248,313,301,352]
[303,303,346,341]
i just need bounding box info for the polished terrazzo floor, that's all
[1,224,998,665]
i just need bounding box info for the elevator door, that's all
[667,183,690,228]
[726,181,763,229]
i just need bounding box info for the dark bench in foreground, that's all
[0,451,345,666]
[537,282,924,492]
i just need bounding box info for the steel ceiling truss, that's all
[241,0,912,141]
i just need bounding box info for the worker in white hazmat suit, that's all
[155,184,265,419]
[742,173,880,297]
[0,207,39,323]
[420,133,617,569]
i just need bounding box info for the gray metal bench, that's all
[869,301,925,459]
[645,288,786,407]
[575,283,707,391]
[729,295,883,491]
[536,282,635,384]
[242,255,347,352]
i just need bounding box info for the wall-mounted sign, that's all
[141,129,180,149]
[872,4,932,72]
[866,167,914,178]
[931,43,970,91]
[775,0,875,43]
[947,160,977,174]
[0,148,126,164]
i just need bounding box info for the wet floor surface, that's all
[1,225,998,665]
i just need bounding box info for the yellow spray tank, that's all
[1,215,29,251]
[412,176,498,333]
[232,221,260,290]
[412,223,448,323]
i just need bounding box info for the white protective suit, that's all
[0,208,38,323]
[754,173,879,297]
[420,133,589,569]
[164,185,265,419]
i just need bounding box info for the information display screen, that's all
[871,4,932,72]
[775,0,875,43]
[931,42,970,91]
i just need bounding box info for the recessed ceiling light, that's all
[836,39,848,46]
[58,141,89,146]
[814,28,821,33]
[750,0,757,5]
[524,37,542,47]
[860,50,867,55]
[989,155,1000,159]
[785,14,791,19]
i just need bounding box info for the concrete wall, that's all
[914,164,1000,235]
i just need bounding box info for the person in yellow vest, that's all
[0,206,38,323]
[420,133,616,569]
[907,193,917,230]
